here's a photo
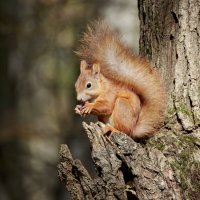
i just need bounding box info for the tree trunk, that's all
[138,1,200,198]
[138,0,200,130]
[58,0,200,199]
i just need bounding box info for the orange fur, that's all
[75,21,166,138]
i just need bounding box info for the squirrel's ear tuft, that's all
[80,60,88,73]
[92,63,100,75]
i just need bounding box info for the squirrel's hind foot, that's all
[100,123,120,135]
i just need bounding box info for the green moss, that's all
[167,107,176,116]
[179,135,200,146]
[169,134,200,197]
[155,143,165,151]
[149,132,200,197]
[177,103,193,118]
[189,163,200,199]
[194,117,200,125]
[170,150,192,189]
[147,139,166,151]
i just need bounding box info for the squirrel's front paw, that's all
[80,102,94,117]
[75,105,83,115]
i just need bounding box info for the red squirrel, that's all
[75,21,166,139]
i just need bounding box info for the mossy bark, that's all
[138,0,200,199]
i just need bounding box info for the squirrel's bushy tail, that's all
[76,20,166,138]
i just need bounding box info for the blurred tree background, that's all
[0,0,139,199]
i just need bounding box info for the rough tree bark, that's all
[58,122,184,200]
[58,0,200,199]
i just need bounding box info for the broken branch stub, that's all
[58,122,183,200]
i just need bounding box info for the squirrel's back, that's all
[76,21,166,138]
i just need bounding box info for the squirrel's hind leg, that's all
[112,96,140,136]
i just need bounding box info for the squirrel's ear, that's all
[80,60,88,73]
[92,63,100,75]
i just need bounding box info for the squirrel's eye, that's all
[86,82,92,89]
